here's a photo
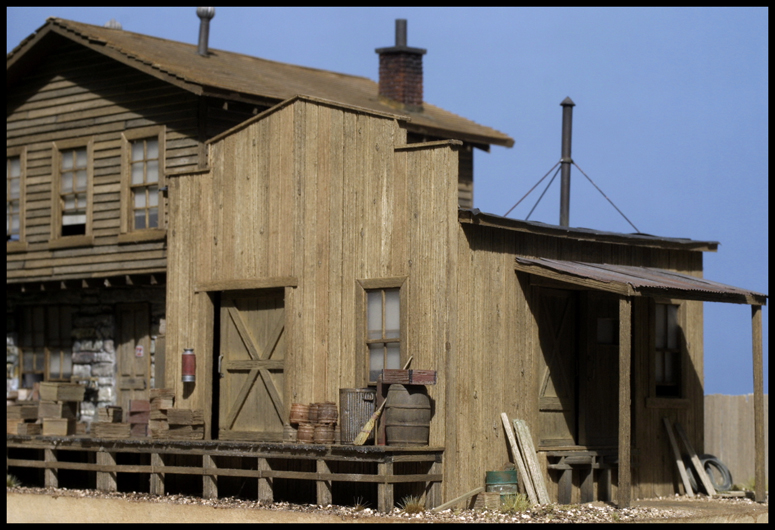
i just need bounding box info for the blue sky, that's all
[7,7,768,395]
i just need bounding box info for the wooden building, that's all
[7,15,766,508]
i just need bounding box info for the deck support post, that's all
[257,457,273,504]
[378,459,394,513]
[618,297,632,508]
[44,449,57,488]
[150,452,165,495]
[316,459,332,506]
[202,454,217,498]
[751,305,765,503]
[96,451,117,492]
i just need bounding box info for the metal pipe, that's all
[197,7,216,57]
[559,97,575,227]
[395,19,407,47]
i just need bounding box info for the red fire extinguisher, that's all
[182,348,196,383]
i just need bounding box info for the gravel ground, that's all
[7,485,765,523]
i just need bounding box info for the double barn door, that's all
[219,291,287,441]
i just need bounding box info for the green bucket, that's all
[485,470,518,495]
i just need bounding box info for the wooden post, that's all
[751,305,765,503]
[377,459,394,513]
[662,417,694,496]
[618,297,632,508]
[258,457,273,504]
[44,449,57,488]
[500,413,537,505]
[202,453,217,499]
[150,452,165,495]
[427,459,443,509]
[96,451,117,492]
[316,459,332,506]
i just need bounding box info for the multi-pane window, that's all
[59,147,88,236]
[7,155,22,241]
[19,306,74,388]
[655,303,681,397]
[130,137,160,230]
[366,288,401,384]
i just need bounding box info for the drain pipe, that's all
[559,97,575,227]
[197,7,216,57]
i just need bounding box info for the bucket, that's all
[289,403,309,424]
[384,384,431,446]
[297,423,315,444]
[313,424,335,444]
[339,388,376,444]
[485,470,518,495]
[317,402,338,424]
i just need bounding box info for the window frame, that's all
[7,146,27,252]
[19,305,74,387]
[648,298,687,405]
[50,138,94,248]
[356,277,407,387]
[120,126,166,242]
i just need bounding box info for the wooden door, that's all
[219,291,286,441]
[117,303,151,418]
[579,291,619,447]
[536,288,578,447]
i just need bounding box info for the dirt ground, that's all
[6,488,768,523]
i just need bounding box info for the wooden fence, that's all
[704,394,768,488]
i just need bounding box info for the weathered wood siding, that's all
[166,99,460,450]
[7,37,259,283]
[449,223,706,502]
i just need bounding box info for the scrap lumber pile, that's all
[7,402,41,435]
[91,405,130,439]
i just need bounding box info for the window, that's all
[121,127,165,237]
[52,139,93,243]
[7,150,25,243]
[655,303,681,398]
[358,278,406,385]
[19,306,74,387]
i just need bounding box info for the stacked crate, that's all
[91,406,130,439]
[149,388,174,438]
[165,409,205,440]
[128,399,151,437]
[38,382,85,436]
[7,403,41,435]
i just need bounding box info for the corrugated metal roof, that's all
[7,18,514,149]
[514,257,767,306]
[458,209,719,252]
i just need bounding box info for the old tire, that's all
[699,454,733,491]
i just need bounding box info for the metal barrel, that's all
[384,384,431,446]
[485,470,518,495]
[339,388,376,445]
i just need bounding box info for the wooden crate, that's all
[166,409,204,425]
[7,403,38,420]
[7,420,42,435]
[150,388,175,410]
[97,406,123,423]
[166,424,204,440]
[130,423,148,437]
[42,418,76,436]
[130,399,151,412]
[381,369,437,385]
[128,410,150,424]
[39,383,85,402]
[91,422,131,439]
[38,401,78,420]
[473,492,506,511]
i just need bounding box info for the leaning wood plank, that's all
[674,422,716,496]
[514,419,551,504]
[662,417,694,497]
[432,486,485,512]
[500,413,537,505]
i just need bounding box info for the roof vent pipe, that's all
[104,19,122,30]
[559,97,575,227]
[196,7,215,57]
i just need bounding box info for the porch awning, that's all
[514,257,767,306]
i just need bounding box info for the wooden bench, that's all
[544,450,619,504]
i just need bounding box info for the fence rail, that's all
[704,394,768,488]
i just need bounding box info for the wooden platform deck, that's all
[6,435,443,512]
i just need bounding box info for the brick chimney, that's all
[375,19,426,111]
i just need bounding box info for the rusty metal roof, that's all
[458,209,719,252]
[514,257,767,306]
[7,17,514,149]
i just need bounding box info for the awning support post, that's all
[618,296,632,508]
[751,305,765,503]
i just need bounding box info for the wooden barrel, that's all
[313,424,335,444]
[339,388,376,445]
[289,403,309,424]
[384,384,431,446]
[317,401,338,424]
[297,423,315,444]
[308,403,320,424]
